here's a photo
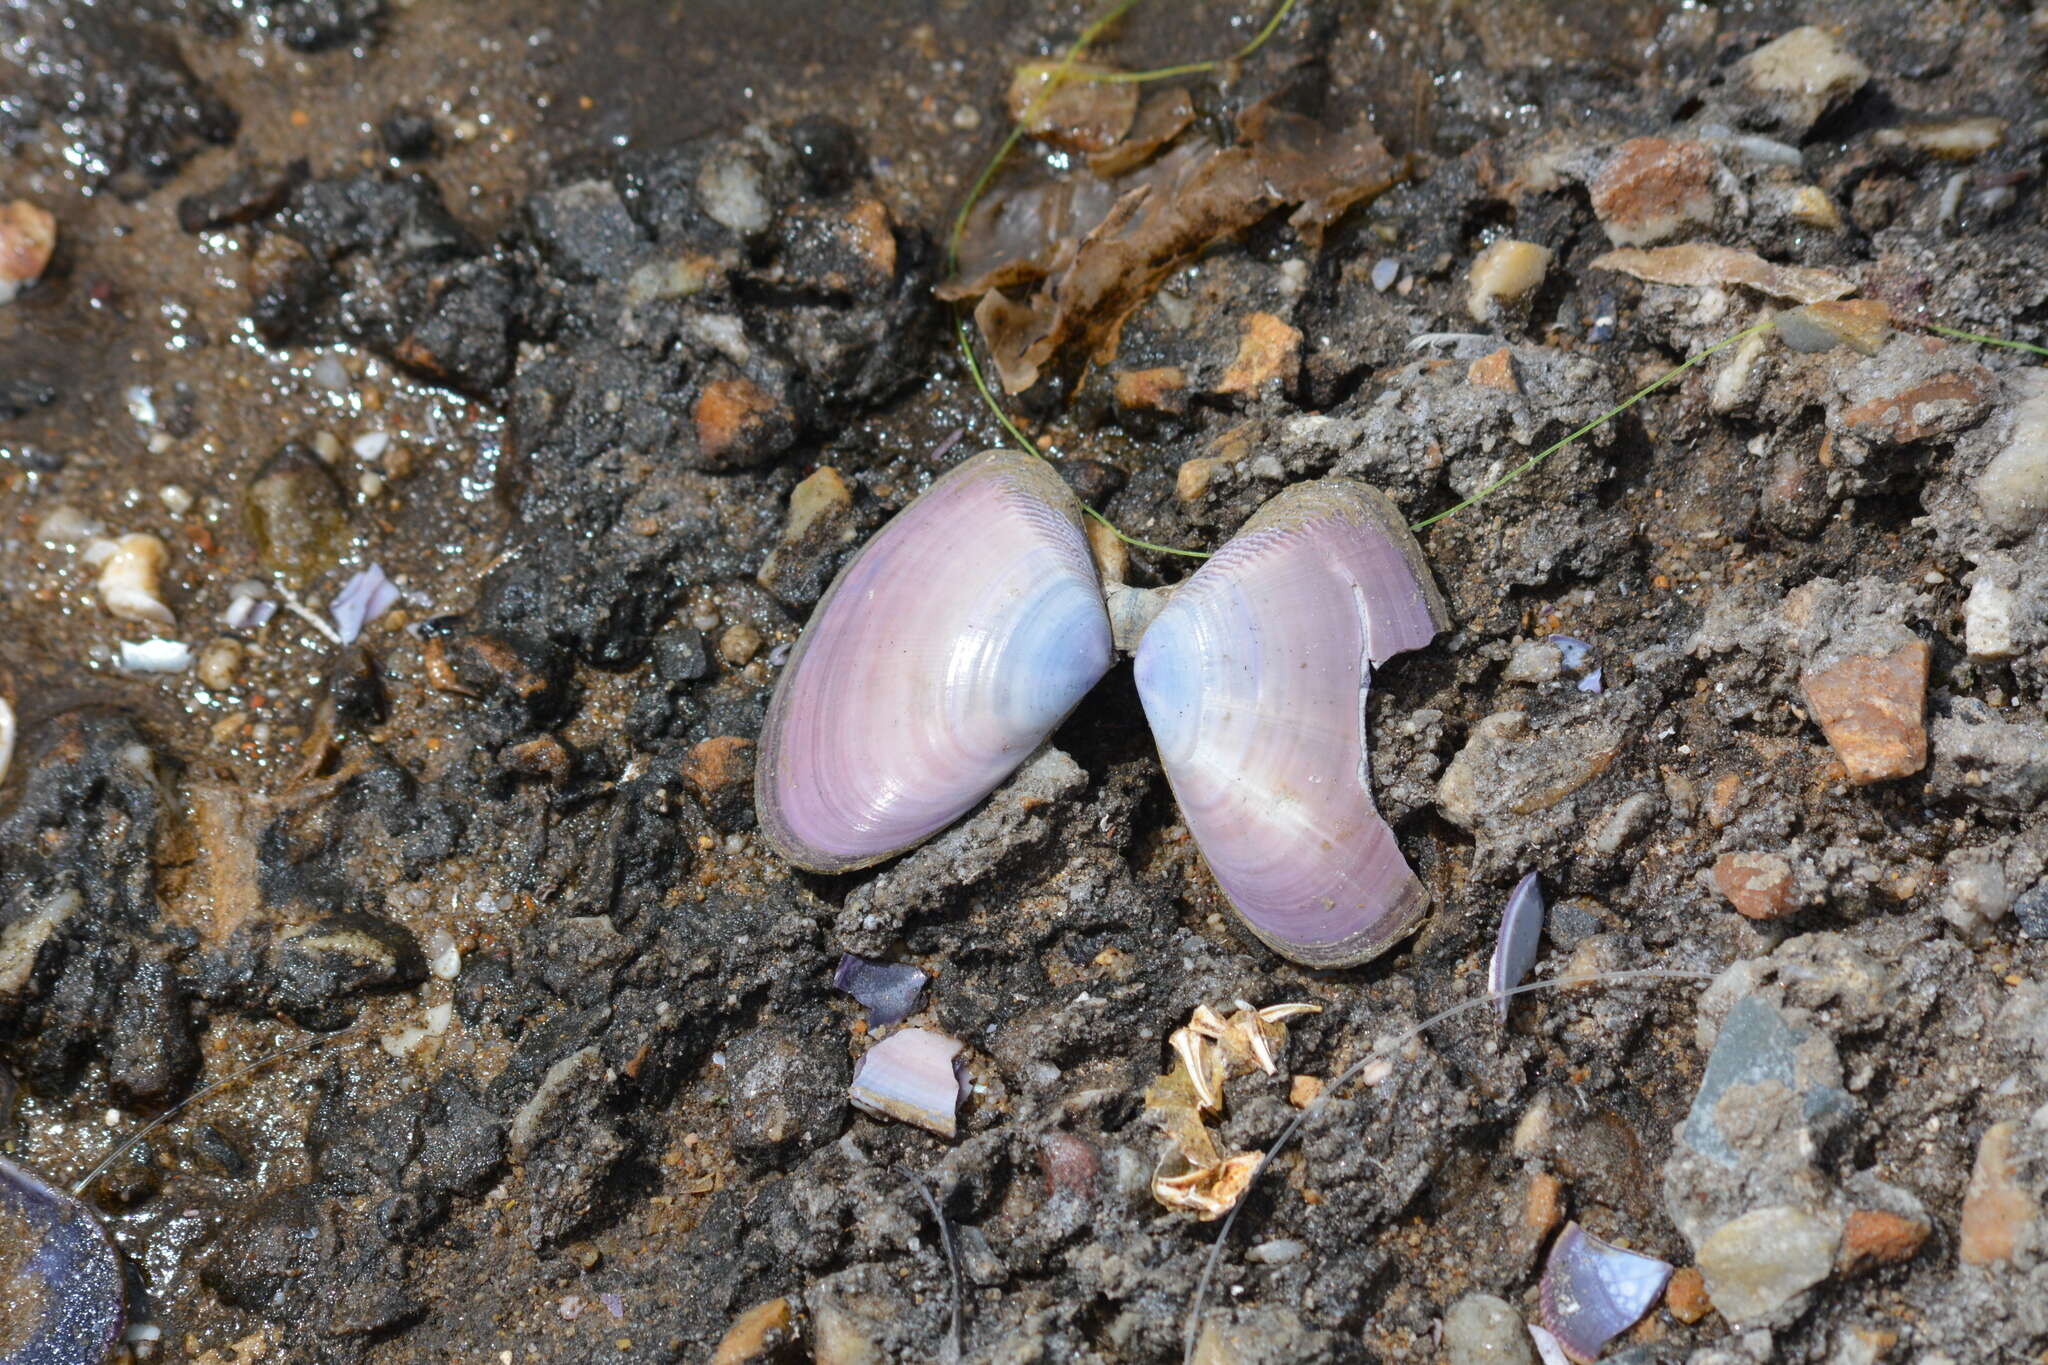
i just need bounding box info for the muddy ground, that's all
[3,1,2047,1362]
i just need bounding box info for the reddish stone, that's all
[1467,347,1520,392]
[1838,1209,1931,1275]
[1665,1266,1712,1325]
[1590,138,1721,246]
[1215,312,1302,396]
[1961,1121,2030,1266]
[694,376,783,463]
[1713,851,1798,920]
[1839,368,1994,446]
[1799,642,1930,784]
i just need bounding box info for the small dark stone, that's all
[193,1125,252,1179]
[425,629,575,740]
[2015,883,2048,940]
[786,115,865,197]
[0,6,240,194]
[725,1026,850,1164]
[246,233,327,346]
[264,913,426,1030]
[324,645,386,726]
[524,179,647,284]
[0,381,60,422]
[244,441,349,587]
[1546,896,1608,949]
[378,109,440,160]
[177,159,309,234]
[1054,458,1127,511]
[653,630,713,685]
[254,0,387,52]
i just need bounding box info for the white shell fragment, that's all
[118,639,193,674]
[1490,872,1545,1024]
[1539,1222,1673,1363]
[757,450,1113,872]
[0,696,14,786]
[92,533,175,626]
[1133,478,1449,966]
[850,1027,966,1138]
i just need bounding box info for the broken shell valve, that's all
[756,450,1114,871]
[1133,481,1449,966]
[1539,1222,1672,1363]
[0,1155,126,1365]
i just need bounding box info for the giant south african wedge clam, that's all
[755,449,1448,967]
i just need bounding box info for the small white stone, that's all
[1965,578,2019,661]
[351,431,391,461]
[159,484,194,515]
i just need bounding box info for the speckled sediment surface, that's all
[3,3,2048,1362]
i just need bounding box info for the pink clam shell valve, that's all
[756,449,1114,872]
[1133,479,1448,967]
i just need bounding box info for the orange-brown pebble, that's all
[710,1297,795,1365]
[1837,1209,1931,1275]
[694,376,781,462]
[1287,1074,1324,1109]
[1799,642,1929,783]
[1590,138,1722,246]
[1713,851,1799,920]
[1838,368,1994,447]
[0,200,57,298]
[1665,1266,1712,1324]
[840,198,898,281]
[681,736,757,800]
[1960,1121,2030,1266]
[1522,1171,1565,1239]
[1467,347,1519,392]
[1115,365,1189,414]
[1215,312,1302,395]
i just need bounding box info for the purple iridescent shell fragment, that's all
[331,564,401,644]
[849,1027,966,1138]
[833,953,929,1027]
[756,450,1114,872]
[1547,635,1594,670]
[0,1155,125,1365]
[1133,479,1449,967]
[1490,871,1545,1023]
[1539,1222,1673,1363]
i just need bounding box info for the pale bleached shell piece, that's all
[757,450,1113,872]
[0,696,14,787]
[94,533,175,627]
[849,1027,965,1138]
[1134,479,1448,967]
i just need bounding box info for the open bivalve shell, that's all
[756,449,1114,872]
[0,1154,126,1365]
[1133,480,1448,966]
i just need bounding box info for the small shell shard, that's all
[1133,478,1449,966]
[832,953,929,1028]
[0,1154,126,1365]
[757,450,1114,872]
[331,565,401,645]
[1490,871,1545,1024]
[849,1027,966,1138]
[1538,1222,1674,1364]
